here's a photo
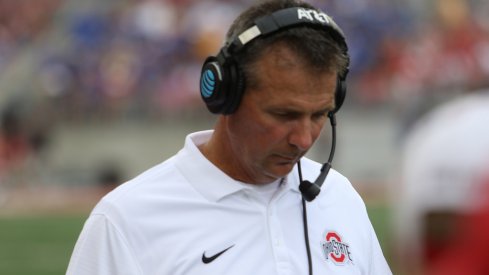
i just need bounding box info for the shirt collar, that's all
[174,130,301,202]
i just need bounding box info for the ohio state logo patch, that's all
[321,231,353,265]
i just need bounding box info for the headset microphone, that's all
[299,113,337,202]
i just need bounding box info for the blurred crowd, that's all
[0,0,61,74]
[13,0,488,121]
[0,0,60,186]
[1,0,489,190]
[37,0,247,120]
[0,2,488,174]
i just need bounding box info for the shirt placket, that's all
[267,184,293,275]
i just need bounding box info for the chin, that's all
[265,163,295,180]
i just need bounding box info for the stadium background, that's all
[1,0,488,274]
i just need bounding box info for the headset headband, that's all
[224,8,348,63]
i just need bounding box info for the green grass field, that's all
[0,215,87,275]
[0,206,392,275]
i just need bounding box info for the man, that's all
[67,0,391,274]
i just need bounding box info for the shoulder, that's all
[91,155,188,219]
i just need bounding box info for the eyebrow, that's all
[270,106,331,115]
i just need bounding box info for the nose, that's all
[288,119,315,151]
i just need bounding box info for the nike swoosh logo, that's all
[202,245,235,264]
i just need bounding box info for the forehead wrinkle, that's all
[268,43,304,69]
[246,50,336,112]
[244,43,320,91]
[250,43,331,88]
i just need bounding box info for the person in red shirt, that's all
[427,173,489,275]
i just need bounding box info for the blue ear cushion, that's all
[201,69,216,99]
[200,59,228,114]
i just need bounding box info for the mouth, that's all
[274,154,301,164]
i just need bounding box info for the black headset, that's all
[199,7,349,115]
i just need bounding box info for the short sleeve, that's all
[66,214,143,275]
[368,222,392,275]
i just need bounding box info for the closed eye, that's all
[272,111,301,120]
[312,110,329,120]
[270,108,329,122]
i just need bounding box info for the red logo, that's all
[321,231,353,265]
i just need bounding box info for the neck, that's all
[198,117,262,184]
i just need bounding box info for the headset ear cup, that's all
[200,56,245,115]
[222,63,246,114]
[332,77,346,114]
[200,57,227,114]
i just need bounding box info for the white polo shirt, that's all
[67,130,391,275]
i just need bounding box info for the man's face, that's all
[224,45,337,184]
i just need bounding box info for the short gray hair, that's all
[225,0,350,89]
